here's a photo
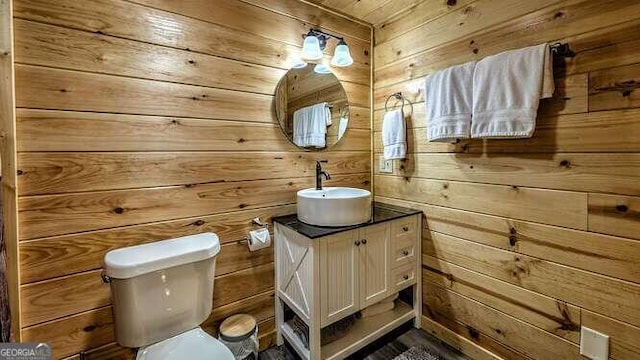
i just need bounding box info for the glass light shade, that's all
[301,35,324,60]
[331,43,354,67]
[314,64,332,74]
[290,58,308,69]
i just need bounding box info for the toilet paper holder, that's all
[251,217,267,228]
[237,217,270,245]
[246,217,272,251]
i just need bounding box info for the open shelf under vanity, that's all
[282,299,416,360]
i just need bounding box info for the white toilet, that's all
[104,233,235,360]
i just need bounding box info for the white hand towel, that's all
[325,104,332,126]
[293,109,307,147]
[338,116,348,139]
[382,109,406,160]
[292,103,328,148]
[471,43,555,138]
[424,61,476,142]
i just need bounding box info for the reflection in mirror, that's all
[275,65,349,150]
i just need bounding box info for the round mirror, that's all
[275,66,349,150]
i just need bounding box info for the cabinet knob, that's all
[354,240,360,246]
[361,239,367,245]
[403,275,409,280]
[402,226,409,232]
[403,250,409,256]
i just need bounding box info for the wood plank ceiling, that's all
[306,0,420,25]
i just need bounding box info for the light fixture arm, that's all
[303,29,345,51]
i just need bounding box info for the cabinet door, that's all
[359,223,391,308]
[320,230,360,327]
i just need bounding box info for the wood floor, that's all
[260,323,468,360]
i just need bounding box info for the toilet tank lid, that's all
[104,233,220,279]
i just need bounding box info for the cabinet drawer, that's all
[391,216,418,238]
[391,263,416,292]
[391,235,416,268]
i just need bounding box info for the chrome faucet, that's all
[315,160,331,190]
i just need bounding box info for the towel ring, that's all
[384,92,406,112]
[384,92,413,116]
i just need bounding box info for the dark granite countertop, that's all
[272,202,422,239]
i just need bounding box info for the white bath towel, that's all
[293,102,330,148]
[471,43,555,138]
[424,61,476,142]
[382,109,406,160]
[338,116,348,139]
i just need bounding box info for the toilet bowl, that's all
[104,233,235,360]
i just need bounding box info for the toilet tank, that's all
[104,233,221,348]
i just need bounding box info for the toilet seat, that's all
[136,327,235,360]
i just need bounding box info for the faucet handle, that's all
[316,160,328,165]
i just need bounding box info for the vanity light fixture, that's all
[300,29,354,68]
[300,33,324,61]
[331,39,354,67]
[290,58,308,69]
[313,64,332,74]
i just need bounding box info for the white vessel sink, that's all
[297,187,372,227]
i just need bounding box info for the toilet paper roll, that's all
[248,228,271,252]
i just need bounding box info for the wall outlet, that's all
[580,326,609,360]
[379,158,393,173]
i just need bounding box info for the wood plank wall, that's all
[372,1,640,359]
[10,0,371,358]
[0,0,20,342]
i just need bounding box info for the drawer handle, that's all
[402,226,409,232]
[403,275,409,280]
[354,240,360,246]
[402,250,409,256]
[361,239,367,245]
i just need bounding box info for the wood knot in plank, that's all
[616,204,629,213]
[192,219,205,226]
[466,326,480,340]
[113,207,125,214]
[593,80,639,97]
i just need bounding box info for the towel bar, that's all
[550,42,575,57]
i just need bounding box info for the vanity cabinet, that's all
[273,204,422,360]
[320,223,390,327]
